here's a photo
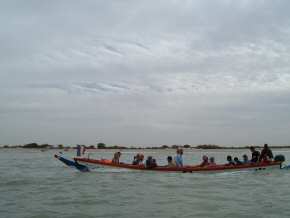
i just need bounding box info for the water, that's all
[1,148,290,218]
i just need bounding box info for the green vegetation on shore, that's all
[1,142,290,149]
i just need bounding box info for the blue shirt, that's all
[175,154,183,167]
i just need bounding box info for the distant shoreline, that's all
[1,143,290,150]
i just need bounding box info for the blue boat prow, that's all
[54,154,89,172]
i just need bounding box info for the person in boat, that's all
[145,156,152,167]
[234,157,243,165]
[259,144,273,162]
[226,155,235,165]
[139,154,144,164]
[242,154,250,164]
[112,151,121,164]
[209,157,216,166]
[152,159,157,168]
[132,153,144,165]
[146,156,157,168]
[174,148,183,167]
[167,156,176,167]
[132,156,138,165]
[200,155,209,167]
[250,146,260,163]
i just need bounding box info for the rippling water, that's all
[1,148,290,218]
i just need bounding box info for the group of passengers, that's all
[199,156,217,167]
[111,144,274,168]
[225,144,273,166]
[132,153,144,165]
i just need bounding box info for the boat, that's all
[54,154,89,172]
[73,157,283,173]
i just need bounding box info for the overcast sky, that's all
[1,0,290,146]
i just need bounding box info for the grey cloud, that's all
[1,0,290,145]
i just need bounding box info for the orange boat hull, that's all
[74,157,282,173]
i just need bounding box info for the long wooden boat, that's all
[74,157,283,173]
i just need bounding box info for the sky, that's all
[1,0,290,146]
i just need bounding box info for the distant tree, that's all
[161,145,169,149]
[89,145,95,149]
[58,144,64,149]
[23,143,39,148]
[171,145,178,149]
[97,143,106,149]
[196,144,221,149]
[183,144,191,148]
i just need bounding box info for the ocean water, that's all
[1,148,290,218]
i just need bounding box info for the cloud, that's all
[1,0,290,145]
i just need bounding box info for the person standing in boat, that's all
[174,148,183,167]
[112,151,121,163]
[259,144,273,162]
[250,146,260,163]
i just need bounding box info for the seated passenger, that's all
[250,146,260,163]
[112,151,121,164]
[167,156,176,167]
[132,155,138,165]
[145,156,152,167]
[259,144,273,162]
[234,157,243,165]
[226,155,235,165]
[200,155,209,167]
[242,154,250,164]
[151,159,157,168]
[209,157,216,166]
[145,156,157,168]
